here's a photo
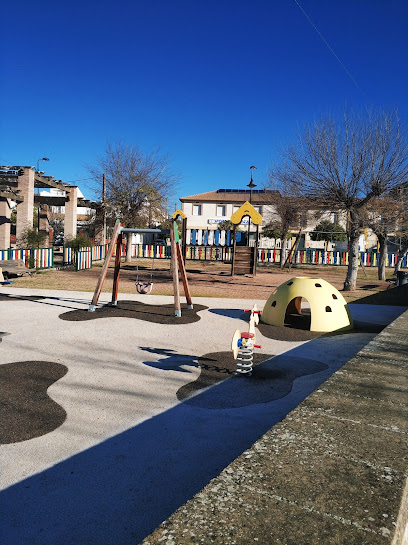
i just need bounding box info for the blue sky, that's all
[1,0,407,203]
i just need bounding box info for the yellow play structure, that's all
[230,201,262,276]
[262,277,353,333]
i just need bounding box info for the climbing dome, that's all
[262,277,353,333]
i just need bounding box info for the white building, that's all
[179,188,359,249]
[40,187,94,217]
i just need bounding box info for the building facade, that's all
[179,188,362,250]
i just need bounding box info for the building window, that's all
[233,205,240,213]
[193,204,202,216]
[254,206,262,215]
[216,205,226,217]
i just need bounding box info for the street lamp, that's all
[246,166,257,242]
[247,165,257,203]
[36,157,49,173]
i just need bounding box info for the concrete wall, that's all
[0,197,11,248]
[64,186,78,241]
[16,167,34,242]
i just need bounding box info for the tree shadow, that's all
[139,347,199,373]
[1,334,372,545]
[350,283,408,306]
[0,294,48,302]
[59,301,208,325]
[178,352,327,409]
[208,308,247,319]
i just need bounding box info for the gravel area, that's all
[9,259,398,303]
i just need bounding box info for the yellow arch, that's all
[262,277,353,332]
[230,201,262,225]
[172,209,187,220]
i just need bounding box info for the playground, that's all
[1,255,408,544]
[1,214,407,543]
[6,257,396,302]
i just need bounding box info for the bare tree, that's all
[270,110,408,290]
[88,141,177,261]
[363,196,406,280]
[262,189,304,268]
[394,234,408,274]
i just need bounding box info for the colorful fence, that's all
[133,244,170,259]
[185,245,233,261]
[257,249,408,268]
[3,244,406,272]
[91,244,108,261]
[68,244,408,268]
[0,247,54,268]
[63,247,74,265]
[63,244,108,265]
[76,249,92,271]
[131,244,232,261]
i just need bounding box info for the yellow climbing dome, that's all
[262,277,353,333]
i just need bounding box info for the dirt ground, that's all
[9,258,397,303]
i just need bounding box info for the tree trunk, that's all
[394,246,408,274]
[343,219,360,291]
[279,238,287,269]
[125,233,132,263]
[377,234,387,280]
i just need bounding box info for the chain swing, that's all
[135,243,155,294]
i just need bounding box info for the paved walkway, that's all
[0,287,406,544]
[142,309,408,545]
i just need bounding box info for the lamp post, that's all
[36,157,49,231]
[247,165,257,204]
[246,166,257,243]
[36,157,49,173]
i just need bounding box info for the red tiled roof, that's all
[180,189,279,204]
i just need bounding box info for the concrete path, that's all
[0,287,406,545]
[141,310,408,545]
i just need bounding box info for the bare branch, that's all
[268,108,408,289]
[87,141,178,228]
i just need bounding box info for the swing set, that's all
[135,248,155,294]
[88,215,193,317]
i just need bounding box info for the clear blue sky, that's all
[1,0,407,203]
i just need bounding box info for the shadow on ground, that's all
[1,333,370,545]
[350,283,408,306]
[209,308,247,320]
[0,294,48,302]
[59,301,208,324]
[177,352,327,409]
[139,348,276,403]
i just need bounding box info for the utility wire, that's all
[293,0,367,98]
[65,177,94,183]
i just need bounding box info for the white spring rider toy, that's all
[231,304,262,376]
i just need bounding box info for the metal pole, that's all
[247,166,257,246]
[102,173,106,244]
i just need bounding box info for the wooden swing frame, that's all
[88,219,193,317]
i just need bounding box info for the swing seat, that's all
[136,281,153,294]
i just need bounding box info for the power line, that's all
[65,177,94,183]
[293,0,367,98]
